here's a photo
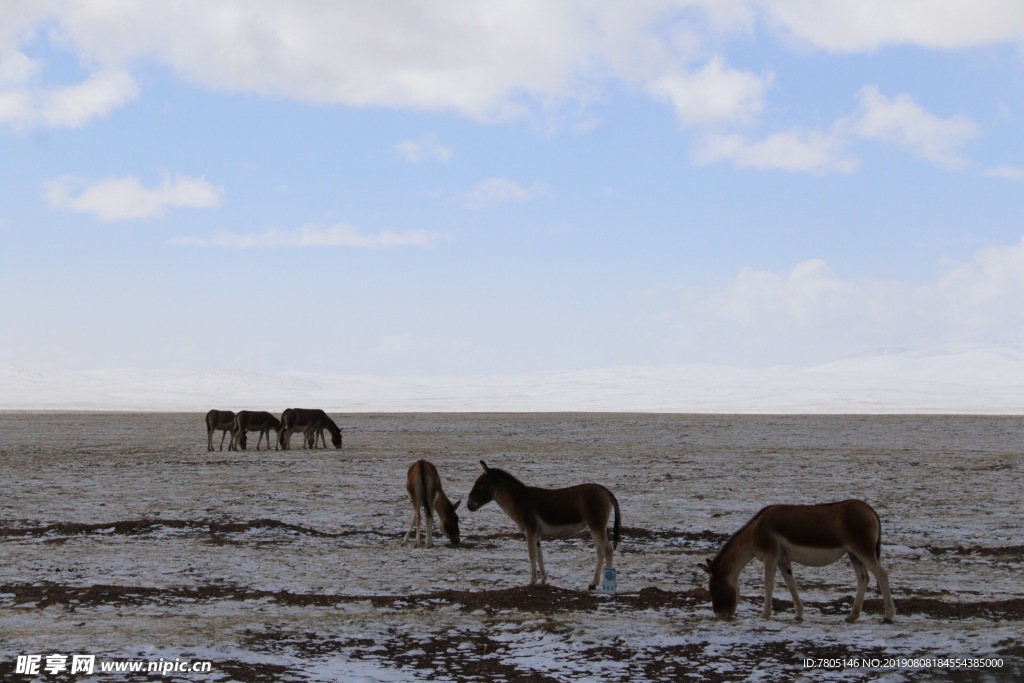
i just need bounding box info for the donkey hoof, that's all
[588,584,596,591]
[883,617,894,625]
[845,614,859,624]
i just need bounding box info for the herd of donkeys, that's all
[202,407,896,623]
[204,407,340,451]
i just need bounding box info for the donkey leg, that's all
[589,529,610,590]
[779,561,804,621]
[525,531,539,585]
[864,557,895,624]
[402,508,418,546]
[761,557,778,618]
[535,537,547,585]
[847,553,870,623]
[424,511,434,548]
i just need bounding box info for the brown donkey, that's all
[402,460,461,547]
[278,408,342,450]
[205,409,236,452]
[466,461,620,589]
[701,499,895,623]
[230,410,282,451]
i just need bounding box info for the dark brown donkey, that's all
[278,408,342,450]
[230,410,282,451]
[466,461,620,589]
[701,499,895,623]
[205,409,236,452]
[401,460,461,547]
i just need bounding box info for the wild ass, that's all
[205,409,236,452]
[230,410,281,451]
[401,460,461,547]
[701,499,895,623]
[278,408,342,450]
[466,460,620,589]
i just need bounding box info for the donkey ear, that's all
[452,499,461,510]
[698,558,713,574]
[479,460,489,472]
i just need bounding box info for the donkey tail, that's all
[417,460,430,514]
[609,489,621,550]
[872,505,883,562]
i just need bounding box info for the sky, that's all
[2,1,1024,378]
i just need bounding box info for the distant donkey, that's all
[230,410,282,451]
[205,409,236,452]
[278,408,342,450]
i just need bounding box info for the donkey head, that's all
[439,498,462,545]
[331,429,342,448]
[700,558,737,619]
[466,461,494,512]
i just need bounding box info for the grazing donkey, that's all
[401,460,461,547]
[205,409,236,452]
[466,460,620,589]
[278,408,342,450]
[701,499,895,623]
[230,410,281,451]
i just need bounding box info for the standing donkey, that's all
[205,409,236,452]
[230,410,281,451]
[466,461,620,590]
[278,408,342,450]
[701,499,895,623]
[402,460,461,547]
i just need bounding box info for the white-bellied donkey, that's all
[467,460,620,590]
[701,499,895,623]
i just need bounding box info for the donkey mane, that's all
[486,466,528,490]
[712,505,771,565]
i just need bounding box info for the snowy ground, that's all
[1,412,1022,682]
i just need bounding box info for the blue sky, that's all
[2,1,1024,377]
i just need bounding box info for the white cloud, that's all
[42,174,222,222]
[394,135,452,163]
[0,67,139,129]
[646,57,771,127]
[754,0,1024,53]
[692,129,857,173]
[41,1,605,122]
[0,2,789,128]
[459,177,552,209]
[848,86,978,169]
[694,86,976,173]
[655,238,1024,364]
[0,50,38,85]
[934,237,1024,327]
[0,3,1008,152]
[170,224,441,248]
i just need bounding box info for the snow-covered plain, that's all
[1,412,1021,681]
[4,343,1024,414]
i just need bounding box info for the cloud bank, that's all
[3,2,1015,172]
[654,238,1024,364]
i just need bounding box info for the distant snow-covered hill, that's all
[3,344,1023,413]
